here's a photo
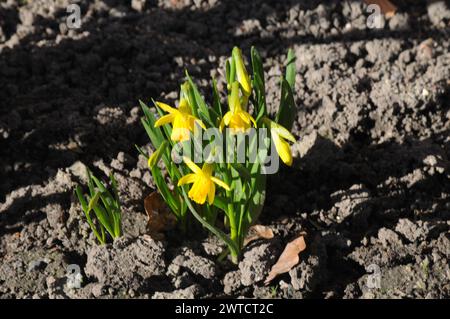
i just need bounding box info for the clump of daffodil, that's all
[178,157,230,205]
[140,46,297,264]
[220,81,256,133]
[154,98,205,142]
[263,117,296,166]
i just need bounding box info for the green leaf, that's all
[251,46,266,121]
[212,78,223,120]
[109,173,121,209]
[91,175,115,211]
[276,78,296,131]
[140,103,173,171]
[92,204,115,238]
[212,196,228,211]
[185,71,213,126]
[230,164,245,203]
[151,165,180,218]
[135,144,148,158]
[231,163,251,181]
[75,186,105,244]
[285,48,296,90]
[251,46,265,93]
[88,191,101,212]
[148,140,169,169]
[152,99,174,146]
[276,49,296,131]
[226,57,236,91]
[140,113,164,150]
[247,162,267,224]
[180,188,239,257]
[76,170,122,243]
[75,186,88,213]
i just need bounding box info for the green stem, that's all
[227,202,239,263]
[224,163,240,263]
[180,187,239,262]
[237,205,246,249]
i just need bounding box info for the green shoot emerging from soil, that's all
[75,171,122,244]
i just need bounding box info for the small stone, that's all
[423,155,437,167]
[19,8,34,26]
[427,1,450,27]
[131,0,146,12]
[388,13,409,30]
[68,161,88,183]
[91,283,105,297]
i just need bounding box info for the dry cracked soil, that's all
[0,0,449,299]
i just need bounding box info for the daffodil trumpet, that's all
[220,81,256,134]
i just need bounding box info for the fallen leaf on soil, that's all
[264,235,306,285]
[243,225,274,246]
[144,192,176,240]
[363,0,397,18]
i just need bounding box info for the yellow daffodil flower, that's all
[220,82,256,133]
[154,99,205,142]
[263,117,296,166]
[232,47,252,98]
[178,157,231,205]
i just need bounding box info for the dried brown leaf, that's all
[264,235,306,285]
[243,225,275,246]
[144,192,176,240]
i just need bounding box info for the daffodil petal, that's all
[156,102,177,114]
[274,126,296,143]
[219,118,225,132]
[188,183,205,204]
[249,114,257,128]
[229,82,242,112]
[211,177,231,191]
[171,127,190,142]
[188,179,209,204]
[154,113,175,127]
[201,163,213,177]
[220,112,232,132]
[207,182,215,205]
[178,98,191,114]
[183,156,202,174]
[273,133,293,166]
[177,173,197,186]
[223,111,233,126]
[194,119,206,130]
[238,111,251,124]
